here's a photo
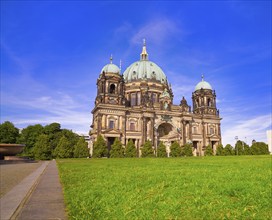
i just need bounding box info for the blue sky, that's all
[1,1,271,146]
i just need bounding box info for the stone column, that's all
[182,120,186,145]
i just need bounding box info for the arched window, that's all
[207,98,211,107]
[109,84,115,94]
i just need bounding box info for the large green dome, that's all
[123,41,167,84]
[123,60,167,84]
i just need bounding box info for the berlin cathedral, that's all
[90,41,222,156]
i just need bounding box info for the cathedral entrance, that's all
[157,123,176,143]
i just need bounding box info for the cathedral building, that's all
[90,41,222,156]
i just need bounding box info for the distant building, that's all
[267,130,272,154]
[90,41,222,156]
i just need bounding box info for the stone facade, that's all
[90,43,222,156]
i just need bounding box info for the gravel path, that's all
[0,162,42,197]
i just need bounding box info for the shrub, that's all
[92,135,108,158]
[205,145,213,156]
[157,142,167,157]
[74,137,89,158]
[110,138,124,158]
[141,140,154,157]
[170,141,181,157]
[125,139,137,157]
[182,143,193,157]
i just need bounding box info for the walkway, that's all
[0,160,68,220]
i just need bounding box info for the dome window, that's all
[109,84,116,94]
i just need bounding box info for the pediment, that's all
[102,128,122,134]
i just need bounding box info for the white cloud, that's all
[131,18,182,45]
[222,114,272,146]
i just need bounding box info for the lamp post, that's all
[235,136,238,155]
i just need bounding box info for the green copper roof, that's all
[123,60,167,84]
[195,75,213,91]
[123,41,167,84]
[101,55,120,74]
[101,63,120,74]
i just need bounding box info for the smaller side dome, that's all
[100,55,120,74]
[195,75,213,91]
[101,64,120,74]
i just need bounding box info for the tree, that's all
[18,124,44,156]
[141,140,154,157]
[205,145,213,156]
[216,144,224,156]
[54,136,73,158]
[92,135,108,158]
[110,138,124,158]
[74,137,89,158]
[125,139,137,158]
[157,142,167,157]
[0,121,19,144]
[33,134,52,160]
[251,142,270,155]
[170,141,181,157]
[234,140,244,155]
[44,123,61,135]
[224,144,234,156]
[182,143,193,157]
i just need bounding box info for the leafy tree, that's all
[224,144,234,156]
[205,145,213,156]
[157,142,167,157]
[125,139,137,158]
[92,135,108,158]
[33,134,52,160]
[243,143,251,155]
[18,124,44,156]
[234,140,244,155]
[54,136,73,158]
[110,138,124,158]
[251,142,270,155]
[44,123,61,135]
[170,141,181,157]
[141,140,154,157]
[0,121,19,144]
[74,137,89,158]
[216,144,224,156]
[181,143,193,157]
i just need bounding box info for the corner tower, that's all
[192,75,218,116]
[95,56,125,105]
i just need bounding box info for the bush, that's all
[170,141,181,157]
[141,140,154,157]
[54,136,73,158]
[205,145,213,156]
[182,143,193,157]
[125,139,137,157]
[224,144,235,156]
[92,135,108,158]
[216,144,224,156]
[74,137,89,158]
[110,138,124,158]
[157,142,167,157]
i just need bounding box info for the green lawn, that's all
[57,156,272,220]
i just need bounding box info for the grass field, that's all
[57,156,272,220]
